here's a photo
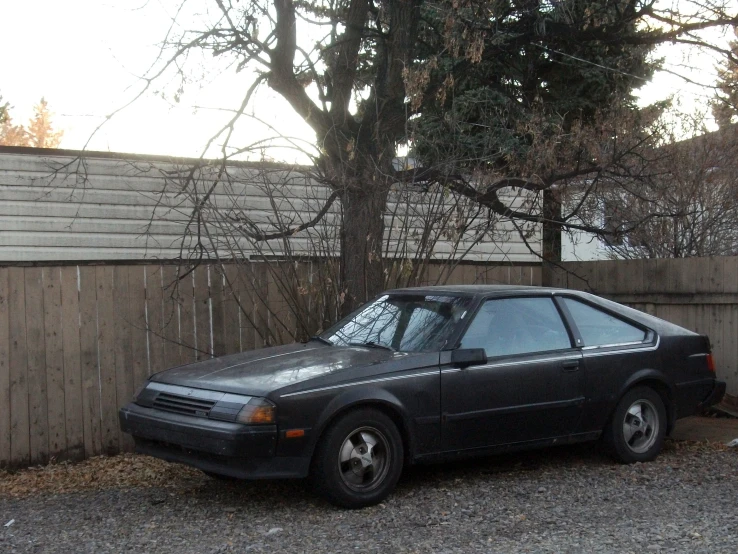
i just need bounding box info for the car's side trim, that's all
[581,337,660,358]
[439,339,660,372]
[414,415,442,425]
[444,396,586,422]
[675,377,716,390]
[279,370,439,398]
[441,354,581,374]
[581,340,645,350]
[414,430,603,463]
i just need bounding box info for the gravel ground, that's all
[1,440,736,554]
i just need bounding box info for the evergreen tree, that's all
[713,28,738,127]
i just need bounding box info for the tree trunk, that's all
[339,181,388,315]
[541,188,562,286]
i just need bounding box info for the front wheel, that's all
[604,386,667,463]
[311,408,404,509]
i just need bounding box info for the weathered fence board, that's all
[0,269,10,465]
[128,266,149,390]
[78,266,102,458]
[222,264,244,354]
[210,267,227,357]
[60,266,84,460]
[113,266,135,451]
[145,266,165,379]
[25,267,48,465]
[96,266,118,455]
[8,267,30,466]
[194,266,211,361]
[160,266,182,370]
[42,267,66,458]
[179,270,196,365]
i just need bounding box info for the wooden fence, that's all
[0,261,540,468]
[549,257,738,401]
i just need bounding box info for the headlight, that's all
[236,398,276,425]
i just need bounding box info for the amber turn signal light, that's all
[236,398,276,424]
[285,429,305,439]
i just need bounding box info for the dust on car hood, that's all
[150,342,429,396]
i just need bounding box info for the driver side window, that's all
[460,297,571,357]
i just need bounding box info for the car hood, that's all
[150,343,430,396]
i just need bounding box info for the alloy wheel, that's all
[337,426,390,492]
[622,399,659,454]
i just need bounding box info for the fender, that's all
[306,385,414,460]
[612,368,677,428]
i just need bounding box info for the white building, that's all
[0,146,542,264]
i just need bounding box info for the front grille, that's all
[152,392,217,417]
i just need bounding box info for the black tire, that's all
[604,386,667,463]
[311,408,404,509]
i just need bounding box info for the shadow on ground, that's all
[175,441,616,509]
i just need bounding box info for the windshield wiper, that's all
[348,341,395,352]
[309,336,333,346]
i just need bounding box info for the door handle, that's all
[562,360,580,371]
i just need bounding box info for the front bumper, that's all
[119,403,309,479]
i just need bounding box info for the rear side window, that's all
[460,297,571,357]
[561,297,646,347]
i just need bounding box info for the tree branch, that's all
[231,189,340,241]
[269,0,330,134]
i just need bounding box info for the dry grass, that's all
[666,438,732,453]
[0,453,203,498]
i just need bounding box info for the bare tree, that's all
[575,112,738,258]
[101,0,737,314]
[141,158,533,342]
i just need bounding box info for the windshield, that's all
[322,294,472,352]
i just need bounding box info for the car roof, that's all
[386,284,564,296]
[384,284,697,337]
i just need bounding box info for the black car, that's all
[120,285,725,508]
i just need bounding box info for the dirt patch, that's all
[0,453,203,498]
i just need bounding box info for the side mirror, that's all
[451,348,487,368]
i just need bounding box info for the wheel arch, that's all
[307,387,414,467]
[614,370,676,434]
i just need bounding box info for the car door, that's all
[441,296,585,452]
[556,296,657,434]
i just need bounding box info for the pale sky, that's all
[1,0,316,161]
[1,0,735,160]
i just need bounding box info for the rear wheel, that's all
[311,408,403,509]
[604,386,666,463]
